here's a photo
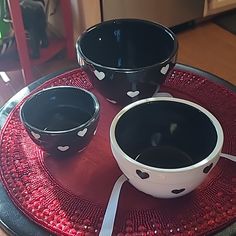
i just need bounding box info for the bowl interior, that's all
[115,101,218,169]
[78,19,177,69]
[21,87,98,132]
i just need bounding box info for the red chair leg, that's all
[8,0,33,85]
[60,0,76,60]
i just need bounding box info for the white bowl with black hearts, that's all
[110,97,224,198]
[20,86,100,157]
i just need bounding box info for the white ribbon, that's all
[220,153,236,162]
[99,174,128,236]
[153,91,173,98]
[98,153,234,236]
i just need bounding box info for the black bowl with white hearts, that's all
[110,97,224,198]
[20,86,100,157]
[76,19,178,105]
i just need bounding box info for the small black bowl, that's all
[76,18,178,105]
[20,86,100,157]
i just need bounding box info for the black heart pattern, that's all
[136,170,149,179]
[171,188,185,194]
[203,163,213,174]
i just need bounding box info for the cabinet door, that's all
[209,0,236,9]
[204,0,236,16]
[102,0,204,27]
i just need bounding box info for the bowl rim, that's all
[76,18,178,71]
[20,86,100,134]
[110,97,224,173]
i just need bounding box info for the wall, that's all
[74,0,101,39]
[102,0,204,27]
[46,0,64,38]
[46,0,236,44]
[204,0,236,16]
[46,0,101,44]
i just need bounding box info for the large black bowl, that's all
[76,19,178,105]
[20,86,100,157]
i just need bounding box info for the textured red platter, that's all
[0,68,235,236]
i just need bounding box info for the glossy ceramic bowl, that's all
[110,97,224,198]
[76,19,178,105]
[20,86,100,157]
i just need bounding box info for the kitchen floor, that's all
[0,20,236,108]
[177,21,236,86]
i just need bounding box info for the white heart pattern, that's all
[160,64,170,75]
[31,131,40,139]
[57,146,70,152]
[94,70,105,80]
[77,128,87,137]
[127,90,140,98]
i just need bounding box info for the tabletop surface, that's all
[0,64,235,236]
